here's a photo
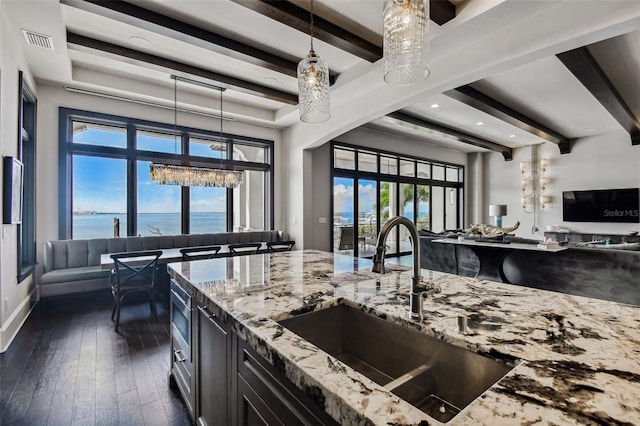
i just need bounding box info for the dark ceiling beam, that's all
[557,47,640,146]
[430,0,457,26]
[445,85,573,154]
[230,0,455,63]
[66,32,299,105]
[230,0,382,62]
[61,0,338,84]
[388,111,513,161]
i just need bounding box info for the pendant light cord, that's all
[220,88,224,167]
[309,0,314,51]
[173,77,178,160]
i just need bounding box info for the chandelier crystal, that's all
[383,0,430,86]
[149,163,244,188]
[297,0,330,123]
[150,75,244,188]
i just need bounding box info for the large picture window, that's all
[59,109,273,239]
[332,143,464,258]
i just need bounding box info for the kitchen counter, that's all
[168,250,640,425]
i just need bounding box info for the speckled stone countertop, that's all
[167,250,640,425]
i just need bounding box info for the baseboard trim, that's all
[0,288,38,353]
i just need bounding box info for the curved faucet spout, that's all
[370,216,425,319]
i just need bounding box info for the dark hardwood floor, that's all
[0,291,192,426]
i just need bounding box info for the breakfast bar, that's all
[167,250,640,425]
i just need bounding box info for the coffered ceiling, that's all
[3,0,639,157]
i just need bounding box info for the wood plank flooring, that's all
[0,291,191,426]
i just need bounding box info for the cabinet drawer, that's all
[237,340,337,426]
[172,336,195,416]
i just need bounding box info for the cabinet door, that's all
[197,306,229,426]
[237,374,281,426]
[237,340,338,426]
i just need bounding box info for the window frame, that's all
[17,71,37,283]
[330,141,464,257]
[58,108,274,239]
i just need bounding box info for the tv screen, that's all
[562,188,640,223]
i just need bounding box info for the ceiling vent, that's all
[22,29,54,50]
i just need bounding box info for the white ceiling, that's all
[3,0,639,153]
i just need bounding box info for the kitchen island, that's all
[168,250,640,425]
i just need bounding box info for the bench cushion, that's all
[41,266,110,285]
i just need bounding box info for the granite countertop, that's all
[168,250,640,425]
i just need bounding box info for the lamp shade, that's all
[489,204,507,217]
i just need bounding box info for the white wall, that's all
[0,2,38,352]
[485,128,640,238]
[303,127,469,250]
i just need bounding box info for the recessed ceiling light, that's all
[429,103,440,108]
[264,77,279,85]
[476,121,484,126]
[585,128,598,133]
[508,134,517,138]
[128,36,151,47]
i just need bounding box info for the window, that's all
[72,156,127,239]
[332,142,464,257]
[73,122,126,148]
[59,109,273,239]
[17,72,37,282]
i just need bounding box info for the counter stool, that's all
[228,242,262,256]
[266,241,295,253]
[180,245,222,261]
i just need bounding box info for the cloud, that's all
[333,183,353,213]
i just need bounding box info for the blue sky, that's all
[73,128,226,213]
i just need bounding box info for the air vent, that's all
[22,30,54,50]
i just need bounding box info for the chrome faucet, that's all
[371,216,427,319]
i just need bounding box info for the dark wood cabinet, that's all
[169,283,337,426]
[236,339,338,426]
[197,305,231,426]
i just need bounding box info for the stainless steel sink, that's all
[278,304,518,423]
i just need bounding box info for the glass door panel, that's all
[416,185,430,231]
[333,177,354,255]
[431,187,445,232]
[446,188,458,230]
[379,182,397,255]
[358,179,377,257]
[399,183,414,253]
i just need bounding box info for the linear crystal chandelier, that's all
[383,0,430,86]
[297,0,330,123]
[150,75,244,188]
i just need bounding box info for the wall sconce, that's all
[489,204,507,227]
[539,177,548,191]
[540,195,551,209]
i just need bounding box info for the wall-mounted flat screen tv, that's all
[562,188,639,223]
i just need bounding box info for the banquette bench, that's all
[41,231,284,298]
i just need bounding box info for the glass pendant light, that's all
[383,0,430,86]
[297,0,330,123]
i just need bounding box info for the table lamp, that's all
[489,204,507,227]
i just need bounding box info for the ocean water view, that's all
[73,212,227,239]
